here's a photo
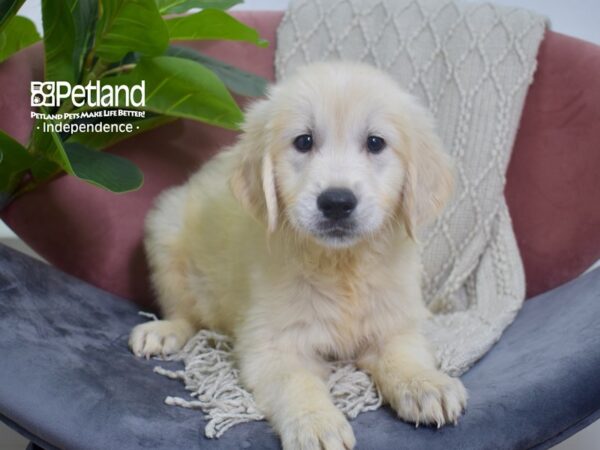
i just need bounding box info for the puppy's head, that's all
[231,61,453,248]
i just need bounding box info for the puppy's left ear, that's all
[400,102,454,239]
[230,99,279,232]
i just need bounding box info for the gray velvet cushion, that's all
[0,244,599,450]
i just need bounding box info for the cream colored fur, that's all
[129,61,466,450]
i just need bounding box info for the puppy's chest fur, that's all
[278,251,417,360]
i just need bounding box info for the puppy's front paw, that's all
[280,407,355,450]
[129,319,193,358]
[388,370,467,428]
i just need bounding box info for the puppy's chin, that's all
[287,210,382,249]
[311,220,362,249]
[314,232,360,249]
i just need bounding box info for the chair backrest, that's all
[506,31,600,298]
[1,13,599,307]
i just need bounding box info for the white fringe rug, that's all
[154,329,381,438]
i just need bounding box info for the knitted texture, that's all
[157,0,546,437]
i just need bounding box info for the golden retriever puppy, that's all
[129,61,466,449]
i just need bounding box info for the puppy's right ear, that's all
[230,99,279,233]
[399,100,454,240]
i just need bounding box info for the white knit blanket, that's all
[155,0,546,438]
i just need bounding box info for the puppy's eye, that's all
[366,136,386,154]
[293,134,313,153]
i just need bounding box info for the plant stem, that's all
[99,63,136,78]
[83,59,109,85]
[12,167,62,198]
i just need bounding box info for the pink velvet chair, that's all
[0,11,599,450]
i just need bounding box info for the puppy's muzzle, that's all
[317,188,357,220]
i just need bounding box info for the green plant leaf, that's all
[27,119,61,181]
[156,0,242,14]
[0,129,32,194]
[69,0,98,80]
[0,15,41,63]
[68,114,176,149]
[49,128,143,192]
[63,142,144,192]
[29,121,143,192]
[30,116,66,168]
[40,0,98,84]
[165,9,268,47]
[95,0,169,62]
[166,45,267,97]
[42,0,77,83]
[30,157,60,180]
[0,0,25,32]
[104,56,244,129]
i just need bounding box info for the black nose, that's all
[317,188,358,220]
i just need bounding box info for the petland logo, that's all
[31,81,145,108]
